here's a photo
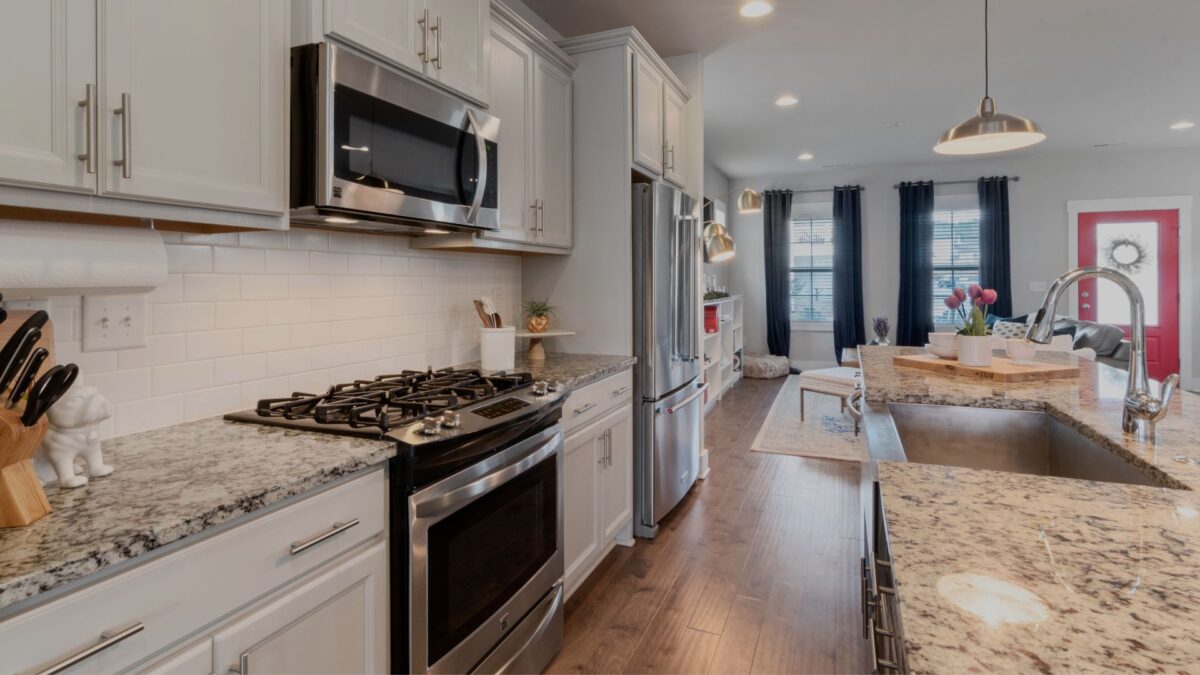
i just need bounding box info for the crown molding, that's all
[490,0,576,72]
[557,26,690,100]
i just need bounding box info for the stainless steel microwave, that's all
[290,42,499,234]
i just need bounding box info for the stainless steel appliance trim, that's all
[409,425,565,674]
[77,84,95,173]
[36,622,144,675]
[472,580,564,675]
[665,383,707,415]
[289,519,360,555]
[113,93,131,179]
[465,108,487,225]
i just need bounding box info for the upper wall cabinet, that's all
[0,0,289,229]
[631,49,689,192]
[312,0,489,105]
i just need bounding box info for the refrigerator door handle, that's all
[665,383,708,415]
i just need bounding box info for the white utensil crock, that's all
[480,327,516,371]
[957,335,994,367]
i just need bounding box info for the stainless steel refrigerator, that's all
[631,182,705,539]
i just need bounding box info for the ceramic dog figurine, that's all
[34,383,114,488]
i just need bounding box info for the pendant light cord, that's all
[984,0,990,98]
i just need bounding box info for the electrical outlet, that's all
[1029,281,1049,293]
[82,294,146,352]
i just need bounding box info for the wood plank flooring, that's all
[546,377,872,674]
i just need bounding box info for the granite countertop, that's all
[0,418,395,614]
[0,352,635,616]
[859,346,1200,673]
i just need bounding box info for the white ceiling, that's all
[520,0,1200,178]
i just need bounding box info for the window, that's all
[789,217,834,322]
[931,206,981,324]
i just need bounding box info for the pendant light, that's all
[704,221,736,262]
[934,0,1045,155]
[736,188,762,214]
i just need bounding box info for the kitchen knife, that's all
[22,364,79,427]
[7,347,48,409]
[0,310,48,391]
[0,326,43,395]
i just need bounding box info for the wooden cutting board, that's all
[893,353,1080,382]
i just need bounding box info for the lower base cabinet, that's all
[564,402,633,598]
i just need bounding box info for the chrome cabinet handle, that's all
[605,429,612,467]
[37,622,144,675]
[573,402,597,416]
[77,84,95,173]
[668,145,676,172]
[289,519,359,555]
[537,199,545,234]
[431,15,442,69]
[666,383,708,415]
[113,93,132,179]
[530,202,539,233]
[612,385,632,397]
[418,9,430,63]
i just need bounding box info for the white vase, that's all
[957,335,994,367]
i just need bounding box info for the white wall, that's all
[729,146,1200,379]
[37,227,520,439]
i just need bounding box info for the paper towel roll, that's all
[0,221,168,296]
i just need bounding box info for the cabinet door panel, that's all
[600,404,633,543]
[426,0,489,104]
[0,0,95,193]
[534,57,572,249]
[563,424,601,592]
[482,22,533,243]
[632,53,664,176]
[326,0,424,75]
[100,0,287,213]
[663,86,687,190]
[212,542,388,675]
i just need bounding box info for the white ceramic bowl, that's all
[1005,338,1038,365]
[926,343,958,360]
[928,332,958,349]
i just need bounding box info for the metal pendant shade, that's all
[934,0,1045,155]
[704,221,736,262]
[736,188,762,214]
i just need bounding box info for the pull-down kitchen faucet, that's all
[1026,266,1180,438]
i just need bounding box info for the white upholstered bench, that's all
[797,366,861,432]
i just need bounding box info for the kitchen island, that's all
[859,346,1200,673]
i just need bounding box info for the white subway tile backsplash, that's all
[45,227,519,439]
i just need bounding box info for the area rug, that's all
[750,374,864,462]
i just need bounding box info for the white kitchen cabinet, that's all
[137,638,213,675]
[632,52,665,177]
[0,1,96,193]
[212,541,389,675]
[599,404,633,544]
[533,57,573,248]
[486,19,535,243]
[425,0,490,104]
[563,418,603,590]
[662,85,687,190]
[326,0,425,75]
[99,0,287,214]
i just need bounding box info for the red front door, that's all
[1077,209,1180,381]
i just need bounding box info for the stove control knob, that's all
[440,411,461,429]
[532,381,549,397]
[420,417,441,436]
[547,380,561,393]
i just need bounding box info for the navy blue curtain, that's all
[978,176,1013,317]
[763,190,793,357]
[832,186,865,363]
[896,181,935,346]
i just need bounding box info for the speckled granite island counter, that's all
[462,352,637,390]
[858,346,1200,674]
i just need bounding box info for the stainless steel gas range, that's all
[225,368,567,674]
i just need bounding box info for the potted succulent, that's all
[944,284,999,367]
[522,298,557,334]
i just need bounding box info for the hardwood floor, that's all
[546,377,872,674]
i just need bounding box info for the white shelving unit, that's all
[702,295,743,414]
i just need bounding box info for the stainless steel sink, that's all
[886,403,1169,488]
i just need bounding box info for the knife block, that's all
[0,406,52,528]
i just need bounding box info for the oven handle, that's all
[465,109,488,225]
[412,428,560,520]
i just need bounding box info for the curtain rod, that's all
[891,176,1020,189]
[762,185,864,194]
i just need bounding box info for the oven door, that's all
[320,43,499,231]
[409,425,564,674]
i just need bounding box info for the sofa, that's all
[995,314,1130,370]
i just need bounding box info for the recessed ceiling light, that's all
[775,95,799,107]
[1170,120,1195,130]
[739,1,773,18]
[323,216,359,224]
[797,152,814,161]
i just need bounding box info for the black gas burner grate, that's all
[252,367,534,432]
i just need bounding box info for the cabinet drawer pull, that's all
[77,84,95,173]
[113,93,132,179]
[431,15,442,69]
[418,10,431,63]
[573,402,597,416]
[37,621,144,675]
[612,385,632,397]
[290,519,359,555]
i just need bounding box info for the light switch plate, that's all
[83,294,147,352]
[1029,281,1049,293]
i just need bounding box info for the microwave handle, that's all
[465,109,488,225]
